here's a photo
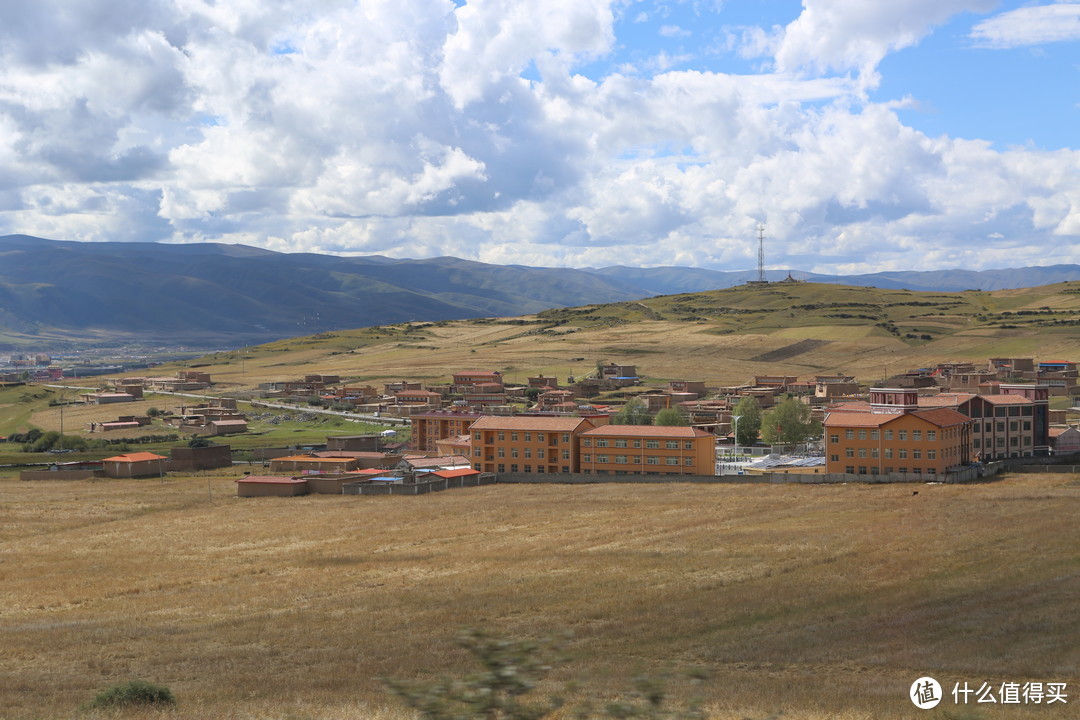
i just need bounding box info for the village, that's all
[13,355,1079,496]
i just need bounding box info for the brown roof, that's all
[404,455,472,468]
[918,393,975,407]
[312,451,387,459]
[235,476,306,484]
[911,408,972,427]
[272,455,357,463]
[470,416,594,431]
[979,394,1033,405]
[580,426,713,438]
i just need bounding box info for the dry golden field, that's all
[2,472,1078,720]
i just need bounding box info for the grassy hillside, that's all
[158,281,1080,390]
[1,473,1076,719]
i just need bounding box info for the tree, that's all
[732,396,761,447]
[610,398,652,425]
[760,397,820,450]
[653,407,689,426]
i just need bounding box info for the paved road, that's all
[43,384,410,426]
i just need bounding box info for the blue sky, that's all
[0,0,1078,273]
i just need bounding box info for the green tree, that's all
[653,407,689,426]
[732,396,761,447]
[760,397,820,450]
[611,398,652,425]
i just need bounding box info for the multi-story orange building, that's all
[578,426,716,476]
[411,411,482,452]
[824,389,972,477]
[468,416,602,474]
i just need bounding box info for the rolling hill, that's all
[3,233,1079,349]
[162,280,1080,390]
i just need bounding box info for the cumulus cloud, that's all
[970,1,1080,48]
[0,0,1078,274]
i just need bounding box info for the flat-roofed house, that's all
[102,452,168,478]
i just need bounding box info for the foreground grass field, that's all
[2,473,1077,719]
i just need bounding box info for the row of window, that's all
[974,436,1028,448]
[834,428,945,442]
[583,454,694,466]
[473,447,572,459]
[836,448,939,460]
[583,438,695,449]
[475,431,573,443]
[972,421,1031,433]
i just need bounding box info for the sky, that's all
[1,0,1079,274]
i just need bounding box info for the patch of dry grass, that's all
[1,474,1077,719]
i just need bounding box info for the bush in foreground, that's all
[86,680,175,709]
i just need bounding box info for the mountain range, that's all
[2,234,1078,348]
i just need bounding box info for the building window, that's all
[885,448,893,459]
[846,466,855,474]
[870,448,879,458]
[473,432,481,441]
[912,430,921,441]
[537,433,545,441]
[498,448,505,457]
[845,429,854,439]
[884,430,893,440]
[523,465,532,472]
[511,448,518,458]
[632,440,641,448]
[973,439,981,448]
[666,457,679,465]
[474,448,481,457]
[646,456,659,465]
[927,450,937,460]
[510,464,518,472]
[498,432,505,441]
[899,449,907,459]
[498,464,505,473]
[684,441,693,450]
[913,449,921,459]
[845,448,854,458]
[858,429,867,440]
[511,432,518,441]
[615,439,628,448]
[830,434,839,444]
[666,441,678,449]
[927,431,936,441]
[597,455,609,463]
[524,432,531,441]
[684,457,694,465]
[583,439,592,447]
[858,448,866,458]
[646,440,660,449]
[583,454,591,462]
[595,439,609,447]
[537,449,545,458]
[898,430,907,440]
[562,450,569,460]
[870,430,879,440]
[562,433,570,443]
[830,454,839,462]
[524,448,531,458]
[615,455,628,464]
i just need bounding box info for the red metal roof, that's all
[580,426,712,438]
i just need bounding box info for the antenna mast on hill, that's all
[757,224,766,283]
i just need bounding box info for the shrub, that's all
[86,680,175,709]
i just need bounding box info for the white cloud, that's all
[970,2,1080,48]
[774,0,997,83]
[0,0,1077,276]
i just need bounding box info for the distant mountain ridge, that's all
[1,234,1077,347]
